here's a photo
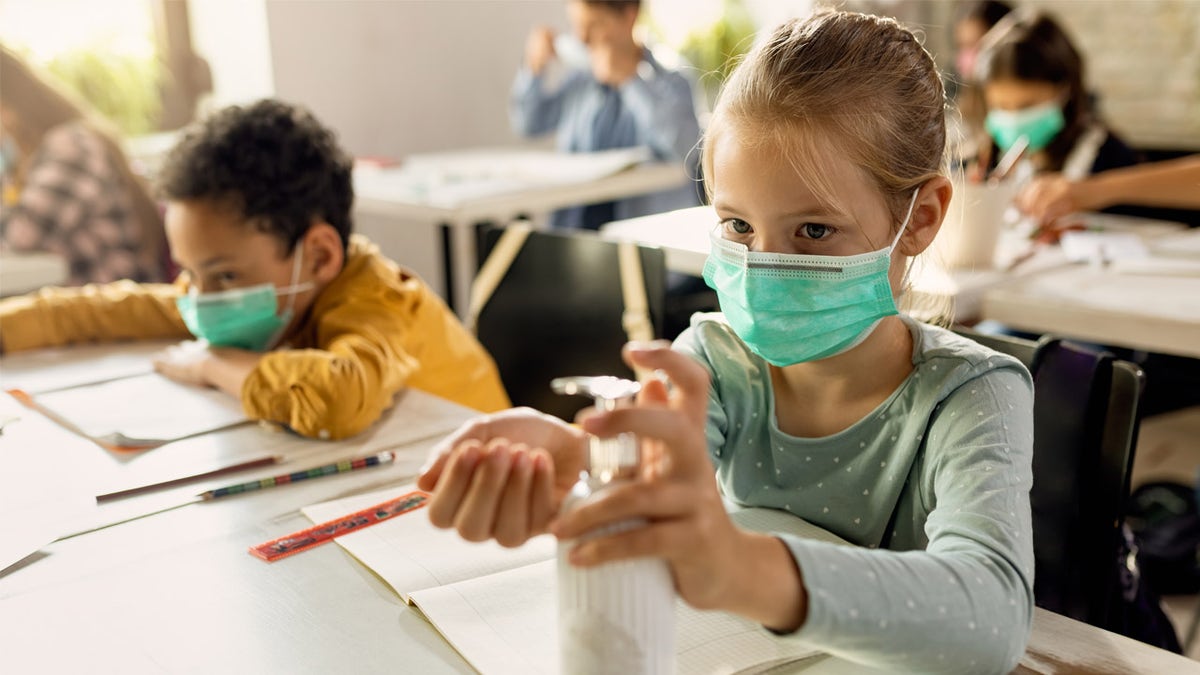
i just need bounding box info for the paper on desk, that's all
[30,372,248,449]
[1148,229,1200,259]
[355,147,653,208]
[301,484,557,603]
[1059,231,1148,263]
[0,341,168,394]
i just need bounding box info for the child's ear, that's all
[303,222,345,284]
[898,176,953,256]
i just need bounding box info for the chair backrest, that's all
[474,227,666,421]
[955,327,1145,627]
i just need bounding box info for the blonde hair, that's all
[0,45,167,281]
[701,10,954,321]
[704,11,946,227]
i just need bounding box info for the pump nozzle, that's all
[551,376,641,482]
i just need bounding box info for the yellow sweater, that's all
[0,236,510,439]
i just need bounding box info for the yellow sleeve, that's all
[0,281,190,353]
[239,280,422,440]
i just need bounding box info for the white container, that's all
[933,177,1023,270]
[552,376,676,675]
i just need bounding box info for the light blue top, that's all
[674,313,1035,674]
[509,47,702,229]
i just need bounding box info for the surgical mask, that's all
[985,100,1065,153]
[703,191,918,367]
[175,244,313,351]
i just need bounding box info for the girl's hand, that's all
[551,343,807,629]
[418,407,588,547]
[1016,173,1080,226]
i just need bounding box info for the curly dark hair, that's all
[156,99,354,254]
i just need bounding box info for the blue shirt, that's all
[674,313,1036,673]
[509,48,702,229]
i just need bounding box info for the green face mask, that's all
[985,100,1065,153]
[702,191,918,367]
[175,245,312,351]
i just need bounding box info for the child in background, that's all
[511,0,701,231]
[974,10,1139,180]
[0,45,167,284]
[0,99,510,440]
[419,11,1034,673]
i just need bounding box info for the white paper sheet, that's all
[32,372,248,447]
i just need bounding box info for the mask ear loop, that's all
[894,188,922,302]
[282,242,307,318]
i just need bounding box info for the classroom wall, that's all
[265,0,562,160]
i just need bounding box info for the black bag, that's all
[1106,523,1183,653]
[1127,481,1200,596]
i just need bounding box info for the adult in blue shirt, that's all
[510,0,702,230]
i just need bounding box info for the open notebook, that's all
[9,371,249,451]
[303,485,848,675]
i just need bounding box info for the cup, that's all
[932,179,1022,270]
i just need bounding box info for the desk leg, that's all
[444,221,476,320]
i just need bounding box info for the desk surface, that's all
[602,206,1200,359]
[354,147,689,317]
[2,346,1197,673]
[0,250,68,296]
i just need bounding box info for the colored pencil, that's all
[62,451,397,541]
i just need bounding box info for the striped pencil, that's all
[200,451,396,500]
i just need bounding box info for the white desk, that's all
[602,207,1200,359]
[354,147,689,317]
[2,346,1197,673]
[0,250,68,296]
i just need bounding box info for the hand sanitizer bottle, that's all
[551,376,676,675]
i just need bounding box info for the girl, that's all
[419,10,1034,673]
[974,11,1139,180]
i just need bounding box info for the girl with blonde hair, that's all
[419,10,1034,671]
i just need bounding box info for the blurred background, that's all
[2,0,1196,164]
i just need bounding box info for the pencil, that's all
[95,455,282,502]
[200,451,396,500]
[63,451,397,541]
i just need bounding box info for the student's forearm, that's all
[723,532,809,631]
[204,350,261,400]
[1080,155,1200,210]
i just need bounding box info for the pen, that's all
[61,451,397,541]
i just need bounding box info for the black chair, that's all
[955,327,1146,629]
[473,227,666,421]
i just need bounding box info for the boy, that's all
[0,99,510,440]
[511,0,702,230]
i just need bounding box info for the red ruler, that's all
[250,490,429,562]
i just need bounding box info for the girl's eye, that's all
[216,271,239,284]
[800,223,833,240]
[722,218,752,235]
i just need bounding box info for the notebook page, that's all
[301,484,556,602]
[32,372,248,446]
[0,341,169,395]
[410,559,823,675]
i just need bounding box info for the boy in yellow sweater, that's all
[0,99,509,439]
